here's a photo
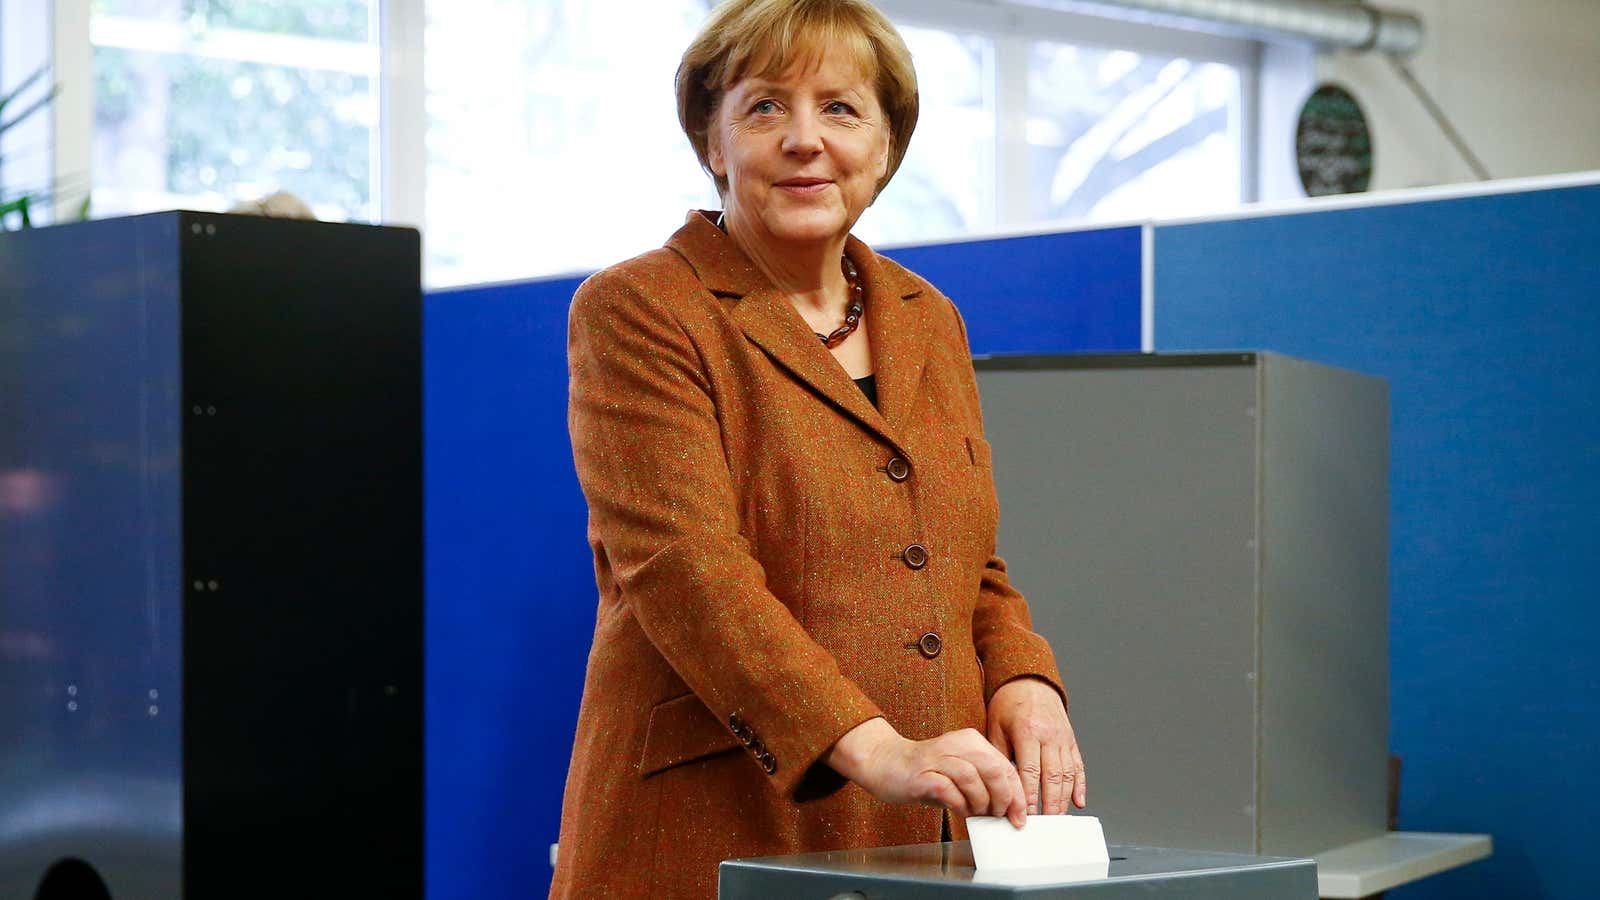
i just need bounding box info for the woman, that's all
[551,1,1085,896]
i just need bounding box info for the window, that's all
[72,0,1257,285]
[419,0,1252,283]
[2,2,58,225]
[423,0,717,286]
[854,24,996,246]
[1025,43,1241,222]
[89,0,380,222]
[872,0,1252,238]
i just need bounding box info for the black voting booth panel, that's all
[0,212,423,899]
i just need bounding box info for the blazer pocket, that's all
[638,691,743,778]
[967,435,994,467]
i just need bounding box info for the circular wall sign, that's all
[1296,84,1373,196]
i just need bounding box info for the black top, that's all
[852,373,878,408]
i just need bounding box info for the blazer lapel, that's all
[666,212,916,454]
[850,236,930,438]
[729,286,892,440]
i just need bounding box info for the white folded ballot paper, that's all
[966,814,1110,874]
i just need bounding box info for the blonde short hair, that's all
[676,0,919,200]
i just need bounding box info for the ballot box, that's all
[0,213,423,899]
[973,353,1390,860]
[720,841,1318,899]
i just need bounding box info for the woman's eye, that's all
[753,99,778,114]
[826,101,855,115]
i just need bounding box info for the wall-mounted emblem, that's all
[1296,84,1373,196]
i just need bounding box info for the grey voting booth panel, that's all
[974,353,1389,859]
[0,212,423,899]
[720,842,1318,899]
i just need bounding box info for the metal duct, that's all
[1041,0,1423,54]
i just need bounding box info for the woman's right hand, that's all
[826,717,1028,828]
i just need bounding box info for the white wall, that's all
[1315,0,1600,191]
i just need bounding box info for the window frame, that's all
[874,0,1261,220]
[41,0,1264,258]
[55,0,389,223]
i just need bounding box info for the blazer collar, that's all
[665,211,929,455]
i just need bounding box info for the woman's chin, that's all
[764,209,852,246]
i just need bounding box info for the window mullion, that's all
[52,0,93,223]
[1238,39,1262,204]
[381,0,425,230]
[994,33,1030,226]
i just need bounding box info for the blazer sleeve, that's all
[567,267,884,798]
[945,298,1071,709]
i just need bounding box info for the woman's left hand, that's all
[986,677,1086,814]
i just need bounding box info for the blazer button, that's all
[918,632,943,659]
[759,752,778,775]
[902,543,929,570]
[886,457,911,482]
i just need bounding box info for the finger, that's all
[943,756,989,820]
[1041,741,1067,815]
[960,729,1017,819]
[1003,753,1028,827]
[1070,741,1088,809]
[1013,733,1042,815]
[974,750,1019,820]
[921,773,967,817]
[982,727,1025,824]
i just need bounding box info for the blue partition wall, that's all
[1154,183,1600,900]
[883,226,1143,353]
[424,274,588,900]
[423,226,1142,899]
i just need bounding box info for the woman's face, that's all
[708,51,890,250]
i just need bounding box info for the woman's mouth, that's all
[776,178,832,195]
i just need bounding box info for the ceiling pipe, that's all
[1037,0,1423,55]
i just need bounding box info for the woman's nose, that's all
[781,111,824,157]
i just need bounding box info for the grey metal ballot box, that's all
[972,352,1390,859]
[720,841,1318,898]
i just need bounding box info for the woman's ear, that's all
[706,124,727,178]
[710,136,729,178]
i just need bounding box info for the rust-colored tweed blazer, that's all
[550,211,1066,899]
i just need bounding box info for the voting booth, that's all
[972,352,1487,896]
[0,213,424,899]
[976,352,1391,858]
